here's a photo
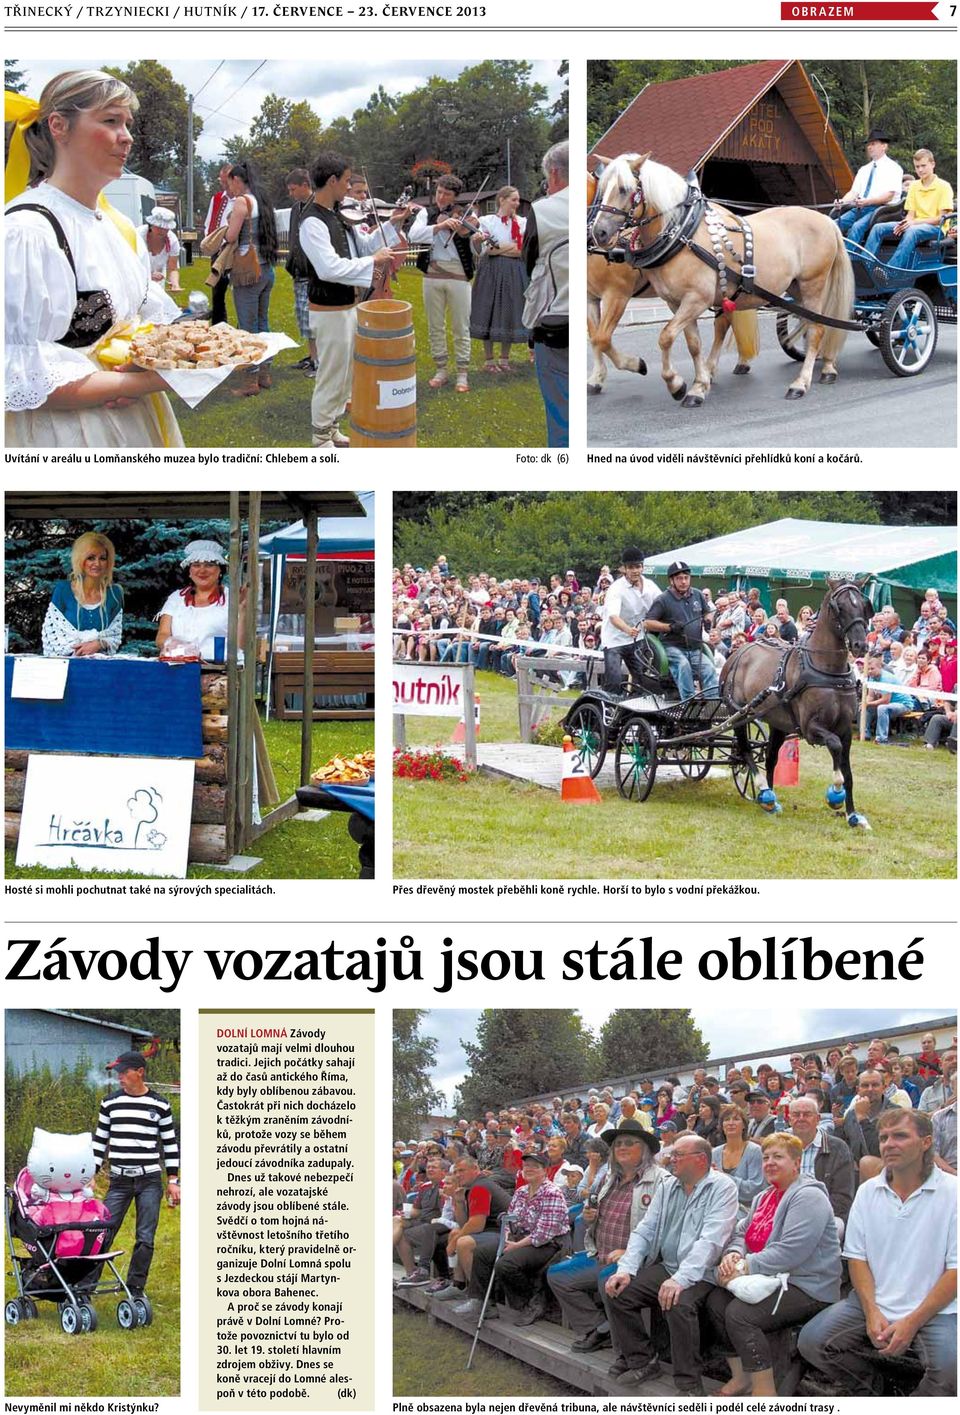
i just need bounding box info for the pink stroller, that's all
[5,1168,150,1333]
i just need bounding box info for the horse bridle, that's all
[824,583,869,652]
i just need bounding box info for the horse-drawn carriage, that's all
[588,153,956,401]
[564,580,874,827]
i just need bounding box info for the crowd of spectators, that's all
[393,1029,956,1396]
[392,559,956,747]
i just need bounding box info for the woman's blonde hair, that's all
[760,1132,803,1160]
[497,184,519,204]
[70,531,116,603]
[23,70,138,184]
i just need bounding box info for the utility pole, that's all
[186,93,195,230]
[506,137,511,187]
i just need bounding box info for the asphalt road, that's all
[586,310,957,450]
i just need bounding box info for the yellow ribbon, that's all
[5,90,41,204]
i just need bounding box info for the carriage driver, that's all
[599,548,662,694]
[644,561,720,700]
[834,128,903,251]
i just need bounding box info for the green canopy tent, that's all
[645,518,957,620]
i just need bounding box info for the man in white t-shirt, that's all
[836,128,904,251]
[600,548,661,693]
[798,1107,956,1396]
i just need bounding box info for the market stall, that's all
[4,491,366,869]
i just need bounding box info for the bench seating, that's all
[271,650,374,720]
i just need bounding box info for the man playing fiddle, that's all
[298,151,406,448]
[407,175,478,393]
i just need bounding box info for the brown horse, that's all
[720,581,872,828]
[590,153,855,406]
[587,253,651,394]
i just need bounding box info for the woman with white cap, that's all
[155,540,246,660]
[137,206,182,291]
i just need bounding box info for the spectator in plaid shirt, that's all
[453,1152,571,1325]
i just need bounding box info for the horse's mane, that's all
[608,154,688,215]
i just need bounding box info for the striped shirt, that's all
[93,1088,179,1178]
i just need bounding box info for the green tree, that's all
[596,1009,708,1078]
[104,61,203,190]
[223,94,327,204]
[394,1010,444,1139]
[456,1010,595,1116]
[548,60,569,144]
[5,60,28,94]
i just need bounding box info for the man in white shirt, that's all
[600,548,661,694]
[836,128,904,251]
[798,1107,956,1396]
[298,151,404,448]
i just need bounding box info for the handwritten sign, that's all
[16,754,195,878]
[11,658,69,700]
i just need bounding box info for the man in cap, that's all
[600,548,662,693]
[94,1051,179,1298]
[835,128,904,250]
[746,1091,777,1140]
[548,1119,664,1353]
[644,563,719,699]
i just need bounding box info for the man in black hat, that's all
[547,1120,664,1353]
[93,1052,179,1297]
[599,548,662,693]
[835,129,903,250]
[644,562,719,699]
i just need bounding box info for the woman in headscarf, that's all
[155,539,244,660]
[137,206,182,291]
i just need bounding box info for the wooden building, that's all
[590,60,854,208]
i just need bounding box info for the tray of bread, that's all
[129,321,268,370]
[311,751,376,785]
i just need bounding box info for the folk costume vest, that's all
[301,204,358,308]
[416,204,475,280]
[13,204,116,348]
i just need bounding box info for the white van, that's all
[102,171,157,227]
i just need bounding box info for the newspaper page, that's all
[1,3,958,1415]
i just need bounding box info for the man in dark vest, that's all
[407,175,477,392]
[298,150,405,448]
[285,167,318,374]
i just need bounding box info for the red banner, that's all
[781,2,937,17]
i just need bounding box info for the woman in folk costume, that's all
[469,184,529,373]
[5,70,184,448]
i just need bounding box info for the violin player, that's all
[407,174,479,393]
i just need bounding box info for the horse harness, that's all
[603,175,863,331]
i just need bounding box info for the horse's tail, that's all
[731,310,760,362]
[819,222,855,364]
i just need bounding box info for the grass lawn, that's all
[4,1188,179,1397]
[393,1306,579,1398]
[393,670,957,879]
[169,260,546,448]
[5,716,373,881]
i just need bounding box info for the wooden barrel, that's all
[349,298,417,447]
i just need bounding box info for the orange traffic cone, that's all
[773,737,800,787]
[560,734,602,804]
[452,693,480,744]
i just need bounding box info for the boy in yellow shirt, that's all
[865,149,954,269]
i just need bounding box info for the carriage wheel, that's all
[5,1299,24,1326]
[776,312,808,363]
[676,742,714,780]
[79,1300,98,1332]
[59,1303,82,1335]
[21,1298,38,1320]
[567,701,607,778]
[878,288,938,376]
[865,327,881,347]
[731,721,769,802]
[133,1294,154,1327]
[117,1299,140,1330]
[614,716,658,802]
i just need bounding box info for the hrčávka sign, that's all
[16,754,195,878]
[392,663,467,717]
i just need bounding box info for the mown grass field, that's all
[393,670,957,879]
[4,1188,179,1397]
[169,260,546,448]
[5,717,373,880]
[393,1306,579,1398]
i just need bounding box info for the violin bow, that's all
[440,172,492,250]
[361,164,399,296]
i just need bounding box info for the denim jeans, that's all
[798,1290,957,1396]
[104,1172,165,1291]
[534,341,569,448]
[865,701,907,742]
[664,644,720,698]
[232,264,275,370]
[865,221,940,269]
[838,207,878,250]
